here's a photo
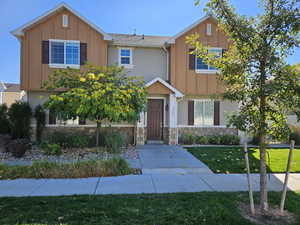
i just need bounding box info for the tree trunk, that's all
[96,121,101,147]
[259,133,268,213]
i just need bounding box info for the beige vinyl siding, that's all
[108,46,167,82]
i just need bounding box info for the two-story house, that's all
[11,2,238,145]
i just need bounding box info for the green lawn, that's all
[187,147,300,173]
[0,192,300,225]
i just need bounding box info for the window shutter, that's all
[214,101,220,126]
[42,40,49,64]
[80,43,87,65]
[222,49,227,56]
[188,100,194,125]
[189,49,195,70]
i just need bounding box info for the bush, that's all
[34,105,46,143]
[220,134,240,145]
[289,125,300,145]
[208,135,221,145]
[6,138,31,158]
[40,140,62,156]
[8,101,32,139]
[180,134,196,145]
[104,131,124,153]
[0,104,10,134]
[195,135,208,144]
[0,157,132,179]
[43,131,91,149]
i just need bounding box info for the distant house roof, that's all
[109,33,170,48]
[3,83,20,92]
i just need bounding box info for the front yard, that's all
[0,192,300,225]
[187,147,300,173]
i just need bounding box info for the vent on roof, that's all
[62,14,69,28]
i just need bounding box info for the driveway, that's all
[138,144,213,174]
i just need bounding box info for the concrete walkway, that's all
[1,173,300,197]
[138,144,213,174]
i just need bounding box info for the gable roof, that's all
[110,33,170,48]
[166,15,216,44]
[11,2,112,40]
[3,83,20,92]
[146,78,184,97]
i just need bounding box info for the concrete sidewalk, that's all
[138,145,213,174]
[1,173,300,197]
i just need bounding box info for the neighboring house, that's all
[11,2,238,145]
[0,82,26,107]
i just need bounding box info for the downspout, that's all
[162,44,169,82]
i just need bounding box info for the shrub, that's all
[208,135,221,145]
[289,125,300,145]
[195,135,208,144]
[220,134,240,145]
[43,131,92,149]
[8,101,32,139]
[180,134,196,145]
[34,105,46,143]
[40,140,62,156]
[104,131,124,153]
[0,104,10,134]
[0,134,11,152]
[6,138,31,158]
[68,135,90,148]
[0,158,132,179]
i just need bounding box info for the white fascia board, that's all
[145,77,184,98]
[11,2,112,40]
[166,15,215,44]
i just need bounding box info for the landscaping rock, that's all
[0,134,11,153]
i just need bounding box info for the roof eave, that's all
[10,2,112,40]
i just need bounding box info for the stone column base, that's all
[168,127,178,145]
[136,127,145,145]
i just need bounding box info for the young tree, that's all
[188,0,300,213]
[43,64,147,146]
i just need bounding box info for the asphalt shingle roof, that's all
[4,83,20,92]
[109,33,170,48]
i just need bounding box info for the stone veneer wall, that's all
[41,126,135,145]
[178,127,238,138]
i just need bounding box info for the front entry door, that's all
[147,99,163,140]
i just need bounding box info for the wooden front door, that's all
[147,99,163,140]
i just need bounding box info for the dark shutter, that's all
[222,49,227,56]
[80,43,87,65]
[188,100,194,125]
[42,40,49,64]
[189,49,195,70]
[48,109,56,125]
[214,101,220,126]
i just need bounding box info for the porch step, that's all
[142,168,213,175]
[146,140,164,144]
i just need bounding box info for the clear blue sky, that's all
[0,0,299,83]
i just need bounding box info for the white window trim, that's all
[195,47,222,74]
[49,39,80,69]
[194,99,214,126]
[118,47,134,69]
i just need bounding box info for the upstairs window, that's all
[62,14,69,28]
[119,48,133,68]
[49,40,80,68]
[196,48,222,73]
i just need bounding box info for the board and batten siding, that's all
[169,17,229,96]
[20,9,108,91]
